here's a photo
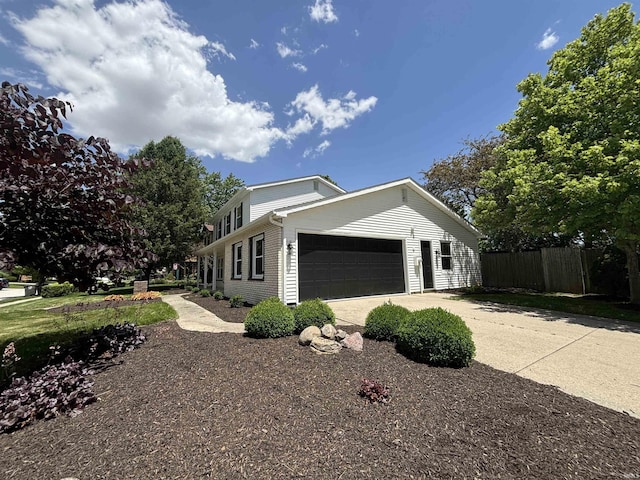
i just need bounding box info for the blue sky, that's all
[0,0,629,190]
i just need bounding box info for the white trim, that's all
[275,178,480,237]
[250,234,265,280]
[232,242,242,279]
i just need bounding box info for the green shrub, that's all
[293,298,335,333]
[213,290,224,300]
[41,282,76,298]
[229,295,244,308]
[396,307,475,368]
[199,289,211,297]
[363,301,411,341]
[244,297,295,338]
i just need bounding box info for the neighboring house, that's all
[195,175,481,305]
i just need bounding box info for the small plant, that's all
[213,290,224,300]
[244,297,295,338]
[131,291,162,301]
[229,294,244,308]
[358,378,391,404]
[0,360,97,434]
[1,342,21,384]
[364,301,411,341]
[293,298,336,333]
[199,289,211,297]
[396,307,475,368]
[104,294,125,301]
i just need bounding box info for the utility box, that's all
[24,285,37,297]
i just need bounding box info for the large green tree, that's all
[129,137,208,271]
[422,135,574,251]
[202,171,244,218]
[474,3,640,302]
[0,82,153,290]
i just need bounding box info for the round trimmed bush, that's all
[199,289,211,297]
[293,298,335,333]
[396,307,475,368]
[213,290,224,300]
[244,297,295,338]
[363,302,411,341]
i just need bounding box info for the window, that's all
[225,213,231,235]
[250,234,265,280]
[440,241,452,270]
[234,203,243,230]
[313,180,319,191]
[216,257,224,281]
[232,242,242,279]
[216,221,222,239]
[401,188,408,203]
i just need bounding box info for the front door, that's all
[420,241,434,289]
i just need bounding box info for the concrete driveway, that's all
[0,286,28,300]
[329,292,640,418]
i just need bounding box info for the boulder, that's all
[321,324,337,340]
[341,332,363,352]
[299,325,322,346]
[335,329,348,341]
[310,336,342,355]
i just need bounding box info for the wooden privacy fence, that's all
[481,248,586,294]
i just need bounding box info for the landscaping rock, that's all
[321,324,337,340]
[310,336,342,355]
[299,326,322,346]
[341,332,363,352]
[335,329,348,341]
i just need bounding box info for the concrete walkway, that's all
[164,291,640,418]
[162,294,245,333]
[328,292,640,418]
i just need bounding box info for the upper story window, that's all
[440,241,452,270]
[313,180,319,191]
[225,213,231,235]
[232,242,242,279]
[250,234,264,280]
[234,203,243,230]
[216,221,222,240]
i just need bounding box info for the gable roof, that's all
[216,175,346,217]
[273,177,481,237]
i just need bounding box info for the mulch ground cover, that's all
[185,293,251,323]
[1,315,638,479]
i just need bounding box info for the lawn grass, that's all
[0,293,177,383]
[456,291,640,323]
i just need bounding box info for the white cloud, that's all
[276,41,301,58]
[292,62,307,73]
[312,43,327,55]
[249,38,259,49]
[280,26,288,35]
[302,140,331,158]
[536,28,559,50]
[0,32,9,46]
[11,0,283,162]
[289,84,377,134]
[309,0,338,23]
[210,41,236,61]
[0,67,43,89]
[354,29,360,37]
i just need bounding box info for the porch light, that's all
[287,242,293,255]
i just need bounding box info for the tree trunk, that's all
[622,241,640,304]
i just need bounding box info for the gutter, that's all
[269,214,287,303]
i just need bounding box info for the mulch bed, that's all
[185,293,252,323]
[1,319,638,479]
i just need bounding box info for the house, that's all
[195,175,481,305]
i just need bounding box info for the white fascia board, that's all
[274,177,481,237]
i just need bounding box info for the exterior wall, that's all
[249,179,340,221]
[281,185,480,303]
[222,221,282,305]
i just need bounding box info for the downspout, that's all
[269,214,286,303]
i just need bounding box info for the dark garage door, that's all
[298,233,405,301]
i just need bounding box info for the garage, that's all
[298,233,405,301]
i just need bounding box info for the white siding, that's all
[281,185,480,303]
[222,222,282,305]
[249,179,340,221]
